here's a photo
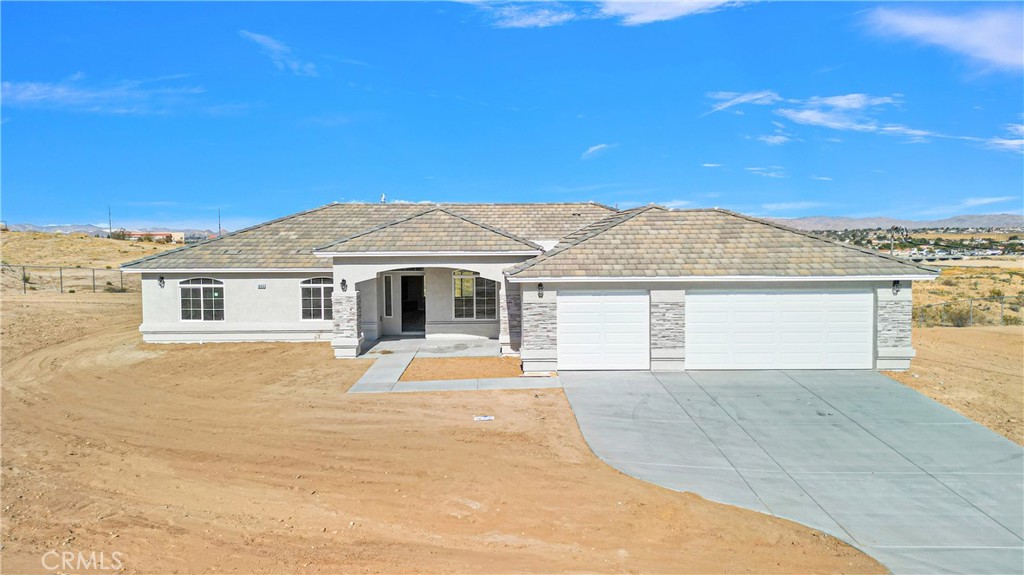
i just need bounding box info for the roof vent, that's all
[222,249,243,255]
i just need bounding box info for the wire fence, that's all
[1,264,138,294]
[914,295,1024,328]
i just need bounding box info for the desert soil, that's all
[0,231,177,269]
[887,326,1024,445]
[1,292,882,574]
[930,257,1024,269]
[400,357,524,382]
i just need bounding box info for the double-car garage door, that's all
[556,289,874,370]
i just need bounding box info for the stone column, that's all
[498,281,522,356]
[520,283,556,373]
[331,290,363,358]
[876,280,914,370]
[650,289,685,371]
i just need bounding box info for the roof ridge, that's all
[314,206,543,252]
[506,205,660,276]
[121,202,341,269]
[707,208,940,274]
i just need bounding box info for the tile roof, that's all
[315,208,542,253]
[506,206,940,279]
[121,202,613,270]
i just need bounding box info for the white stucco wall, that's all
[138,272,336,343]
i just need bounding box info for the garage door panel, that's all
[687,290,873,370]
[558,291,650,371]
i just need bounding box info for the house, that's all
[125,231,185,243]
[121,202,938,372]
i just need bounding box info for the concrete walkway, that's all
[561,370,1024,575]
[348,337,559,393]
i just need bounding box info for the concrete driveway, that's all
[561,370,1024,574]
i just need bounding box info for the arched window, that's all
[452,270,496,320]
[301,278,334,320]
[179,278,224,321]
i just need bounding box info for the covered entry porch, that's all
[324,256,527,359]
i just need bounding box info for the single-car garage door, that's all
[557,291,650,370]
[686,289,874,370]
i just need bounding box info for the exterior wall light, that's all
[158,276,165,288]
[892,280,901,296]
[537,283,544,298]
[340,279,348,292]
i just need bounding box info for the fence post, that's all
[92,269,97,293]
[59,267,64,294]
[120,271,124,292]
[969,299,973,326]
[1000,296,1005,325]
[22,266,26,294]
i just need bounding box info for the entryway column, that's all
[332,290,363,358]
[499,280,521,355]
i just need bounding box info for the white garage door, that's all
[686,289,874,370]
[557,291,650,370]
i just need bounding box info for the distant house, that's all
[121,203,938,372]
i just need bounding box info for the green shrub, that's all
[989,287,1004,298]
[1003,315,1023,326]
[68,289,76,293]
[940,277,956,286]
[943,304,973,327]
[104,285,128,293]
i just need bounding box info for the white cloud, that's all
[775,107,877,132]
[661,199,692,208]
[985,123,1024,154]
[761,201,826,211]
[811,176,833,181]
[581,143,611,159]
[598,1,743,25]
[701,163,722,168]
[757,134,790,145]
[745,166,786,178]
[867,7,1024,72]
[705,90,780,115]
[1,76,205,115]
[961,196,1019,207]
[240,31,318,77]
[491,4,577,27]
[804,94,899,110]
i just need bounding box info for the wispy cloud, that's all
[239,30,318,77]
[986,123,1024,154]
[757,134,790,146]
[701,163,723,168]
[704,90,780,115]
[598,1,745,26]
[867,6,1024,72]
[661,199,692,209]
[961,196,1019,207]
[811,176,833,181]
[761,201,826,211]
[745,166,786,178]
[581,143,612,159]
[1,74,205,115]
[491,3,577,27]
[473,1,748,28]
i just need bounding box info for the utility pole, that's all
[218,209,222,237]
[108,206,113,238]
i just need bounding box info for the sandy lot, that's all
[930,257,1023,269]
[1,292,881,574]
[0,231,177,269]
[400,357,524,382]
[887,326,1024,445]
[915,266,1024,325]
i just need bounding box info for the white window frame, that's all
[452,270,497,320]
[179,278,225,322]
[300,277,334,321]
[383,275,394,318]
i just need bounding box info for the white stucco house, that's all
[122,202,938,372]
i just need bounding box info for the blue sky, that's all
[2,1,1022,230]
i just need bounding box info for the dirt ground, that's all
[400,357,524,382]
[0,292,882,574]
[930,256,1023,269]
[887,326,1024,445]
[0,231,177,269]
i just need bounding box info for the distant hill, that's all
[7,223,216,236]
[771,213,1024,231]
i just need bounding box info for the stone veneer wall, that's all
[877,299,912,350]
[521,299,556,350]
[651,301,685,350]
[331,291,363,358]
[507,288,522,346]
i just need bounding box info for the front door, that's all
[400,275,426,333]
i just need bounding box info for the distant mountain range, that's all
[6,223,216,236]
[770,213,1024,231]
